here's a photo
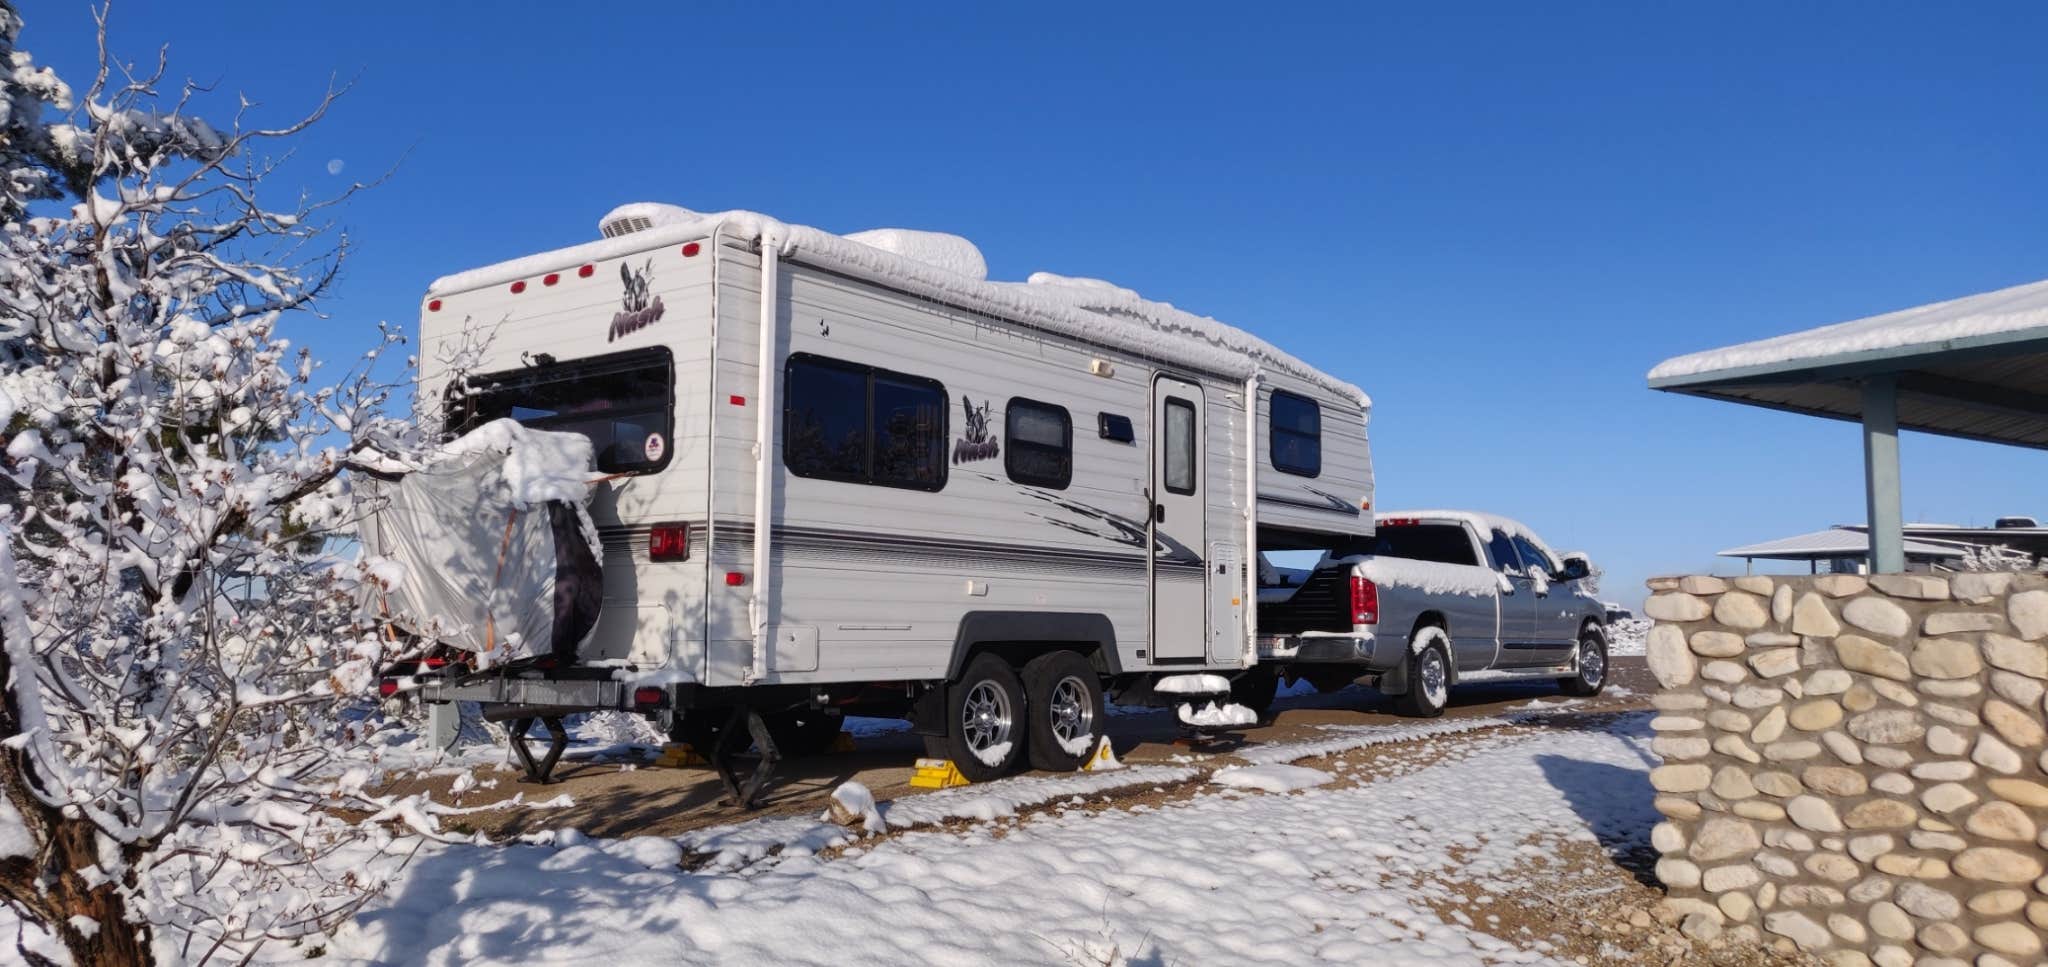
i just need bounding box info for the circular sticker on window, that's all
[643,432,666,463]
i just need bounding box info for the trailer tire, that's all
[1022,651,1105,772]
[1393,627,1450,718]
[925,653,1028,781]
[1558,625,1608,697]
[1230,666,1280,721]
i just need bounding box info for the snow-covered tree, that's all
[0,5,441,964]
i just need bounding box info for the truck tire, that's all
[1022,651,1105,772]
[1558,625,1608,697]
[1393,626,1450,718]
[1230,666,1280,721]
[924,653,1028,781]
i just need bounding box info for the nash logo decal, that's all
[608,259,665,341]
[952,397,999,464]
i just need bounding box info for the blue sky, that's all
[30,2,2048,604]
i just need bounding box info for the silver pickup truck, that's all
[1250,510,1607,717]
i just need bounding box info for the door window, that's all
[1163,397,1197,495]
[1511,536,1555,578]
[1486,529,1522,573]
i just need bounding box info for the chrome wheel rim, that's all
[1048,675,1095,748]
[1420,648,1447,708]
[1580,637,1606,686]
[962,680,1013,757]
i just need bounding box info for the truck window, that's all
[448,347,674,474]
[1006,398,1072,490]
[1269,390,1321,477]
[1362,523,1478,566]
[1511,536,1555,577]
[1486,529,1521,573]
[785,353,949,491]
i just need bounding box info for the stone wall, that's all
[1643,571,2048,966]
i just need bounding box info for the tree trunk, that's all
[43,817,152,967]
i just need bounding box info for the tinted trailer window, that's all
[448,347,675,474]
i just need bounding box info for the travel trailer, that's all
[393,203,1373,801]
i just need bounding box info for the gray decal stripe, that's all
[598,522,1204,571]
[1257,490,1362,516]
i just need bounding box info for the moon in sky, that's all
[326,159,345,175]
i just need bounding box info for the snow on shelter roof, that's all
[1649,276,2048,383]
[1717,528,1965,560]
[427,207,1368,408]
[1646,276,2048,450]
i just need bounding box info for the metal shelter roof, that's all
[1648,277,2048,449]
[1649,276,2048,573]
[1717,528,1965,562]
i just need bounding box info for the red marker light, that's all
[510,280,527,294]
[543,273,560,286]
[427,299,442,312]
[378,679,399,698]
[729,395,746,406]
[725,572,746,587]
[578,264,595,278]
[649,523,690,562]
[633,687,665,707]
[681,242,701,257]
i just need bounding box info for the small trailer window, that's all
[785,353,948,491]
[1269,390,1321,477]
[1005,398,1072,490]
[448,347,674,474]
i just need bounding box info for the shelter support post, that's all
[1861,375,1905,574]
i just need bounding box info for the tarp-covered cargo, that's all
[357,419,603,666]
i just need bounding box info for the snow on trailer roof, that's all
[1647,276,2048,450]
[427,204,1368,408]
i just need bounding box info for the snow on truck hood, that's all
[425,204,1368,409]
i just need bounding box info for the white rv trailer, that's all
[405,203,1373,796]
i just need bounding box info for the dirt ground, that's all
[386,658,1659,840]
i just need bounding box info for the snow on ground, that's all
[330,714,1658,966]
[1210,763,1334,793]
[1605,618,1650,656]
[676,764,1202,871]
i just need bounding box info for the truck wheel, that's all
[1393,627,1450,718]
[1230,667,1279,721]
[1022,651,1105,772]
[924,653,1028,781]
[1559,626,1608,696]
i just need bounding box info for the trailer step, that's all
[909,758,972,789]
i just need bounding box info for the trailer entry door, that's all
[1150,376,1207,662]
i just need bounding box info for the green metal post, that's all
[1862,375,1905,573]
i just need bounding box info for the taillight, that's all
[1350,575,1379,626]
[649,523,690,562]
[378,679,399,698]
[633,687,666,707]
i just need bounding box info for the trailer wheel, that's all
[1393,626,1450,718]
[1022,651,1105,772]
[925,654,1028,781]
[1559,625,1608,697]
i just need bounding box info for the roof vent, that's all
[597,202,701,239]
[600,215,654,238]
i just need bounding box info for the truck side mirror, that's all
[1557,556,1591,582]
